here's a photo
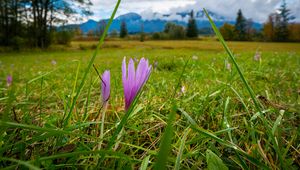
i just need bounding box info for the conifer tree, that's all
[275,0,294,41]
[234,9,247,41]
[120,21,128,38]
[186,10,198,38]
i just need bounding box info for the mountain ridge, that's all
[68,10,262,34]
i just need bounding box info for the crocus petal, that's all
[6,75,12,87]
[122,58,129,106]
[126,58,136,108]
[122,57,127,85]
[101,70,110,102]
[137,58,149,91]
[122,57,152,111]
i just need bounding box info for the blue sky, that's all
[88,0,300,23]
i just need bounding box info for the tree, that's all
[55,30,74,45]
[164,22,185,39]
[87,30,96,37]
[0,0,27,46]
[0,0,92,48]
[220,23,235,40]
[263,13,278,41]
[288,23,300,42]
[140,23,145,42]
[234,9,247,41]
[263,0,294,42]
[164,22,174,33]
[96,20,106,37]
[120,21,128,38]
[245,19,254,40]
[74,27,83,37]
[110,30,118,38]
[274,0,294,41]
[186,10,198,38]
[29,0,92,48]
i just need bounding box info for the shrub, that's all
[11,36,26,50]
[152,32,161,40]
[55,31,74,45]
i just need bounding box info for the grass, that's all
[0,38,299,169]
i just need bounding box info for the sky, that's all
[88,0,300,23]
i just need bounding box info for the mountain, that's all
[69,10,262,34]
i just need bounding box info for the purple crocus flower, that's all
[153,61,158,70]
[101,70,110,103]
[254,52,261,61]
[122,57,152,111]
[226,63,231,71]
[181,85,186,94]
[6,75,12,87]
[51,60,57,65]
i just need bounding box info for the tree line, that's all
[0,0,92,49]
[220,0,299,42]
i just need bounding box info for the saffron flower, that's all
[153,61,158,69]
[254,52,261,61]
[192,55,198,60]
[181,85,186,94]
[6,75,12,87]
[122,57,152,111]
[225,60,231,71]
[226,63,231,71]
[101,70,110,103]
[51,60,57,65]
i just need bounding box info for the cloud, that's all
[89,0,299,23]
[171,0,282,22]
[289,0,300,22]
[89,0,195,20]
[140,9,189,22]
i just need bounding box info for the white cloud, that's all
[89,0,299,23]
[89,0,195,20]
[140,9,190,22]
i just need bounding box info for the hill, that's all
[67,10,262,34]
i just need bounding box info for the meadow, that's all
[0,39,300,169]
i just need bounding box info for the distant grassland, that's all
[72,40,300,52]
[0,40,299,169]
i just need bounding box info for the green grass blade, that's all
[222,97,233,142]
[154,106,176,170]
[272,110,284,135]
[0,157,41,170]
[0,121,91,139]
[178,108,197,125]
[120,142,157,155]
[140,155,151,170]
[175,128,190,170]
[206,149,229,170]
[234,151,250,170]
[38,150,137,162]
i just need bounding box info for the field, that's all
[0,40,300,169]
